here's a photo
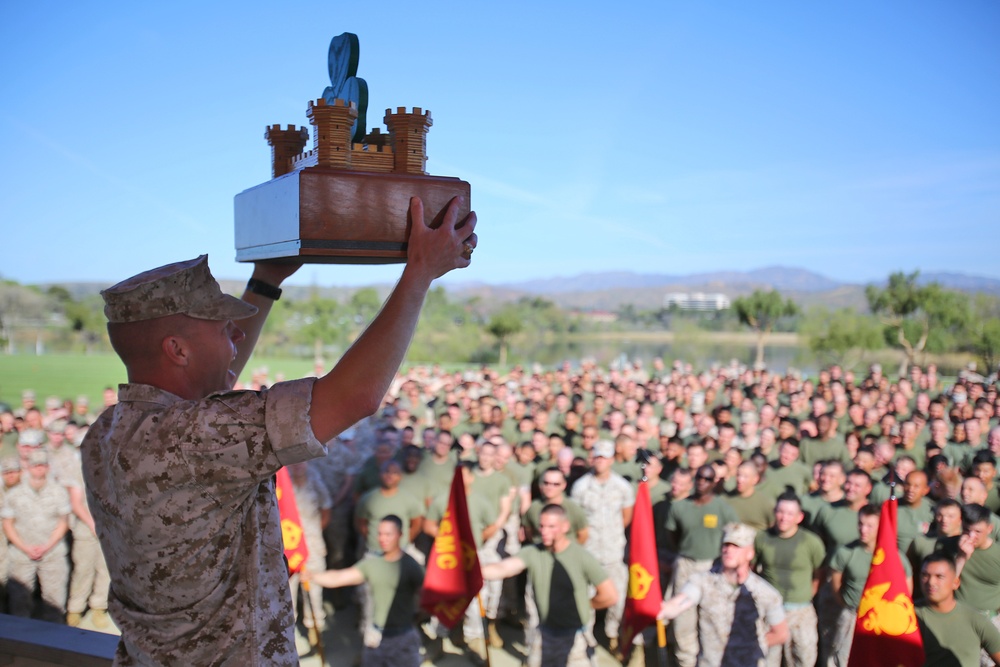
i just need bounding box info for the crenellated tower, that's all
[305,98,358,168]
[383,107,433,175]
[264,124,310,178]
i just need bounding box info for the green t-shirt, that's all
[943,443,977,473]
[611,460,643,487]
[472,469,512,511]
[428,490,494,549]
[354,488,425,553]
[398,472,431,507]
[766,460,812,496]
[417,453,458,498]
[505,460,535,488]
[812,500,862,556]
[798,437,851,468]
[723,490,775,531]
[352,456,384,497]
[799,492,832,528]
[916,601,1000,667]
[356,553,425,632]
[893,444,926,472]
[754,528,825,603]
[516,542,607,630]
[955,540,1000,613]
[524,498,588,543]
[665,496,740,561]
[829,541,911,610]
[909,534,959,569]
[896,500,934,553]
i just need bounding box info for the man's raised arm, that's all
[307,196,476,443]
[232,262,303,378]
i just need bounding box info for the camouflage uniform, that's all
[288,465,333,631]
[60,453,110,619]
[82,378,326,666]
[1,472,71,622]
[678,568,786,667]
[312,441,365,569]
[570,471,635,641]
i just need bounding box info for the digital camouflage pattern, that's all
[101,254,258,324]
[81,377,326,666]
[681,569,785,667]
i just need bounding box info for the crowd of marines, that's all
[3,356,1000,666]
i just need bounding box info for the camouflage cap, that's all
[47,419,68,434]
[18,429,45,447]
[593,439,615,459]
[102,255,258,324]
[0,457,20,473]
[722,522,756,548]
[27,450,49,467]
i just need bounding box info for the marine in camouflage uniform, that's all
[59,446,111,627]
[570,439,635,653]
[1,450,71,623]
[659,523,789,667]
[80,200,477,666]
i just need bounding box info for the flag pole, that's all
[301,580,326,666]
[477,593,493,667]
[656,619,668,667]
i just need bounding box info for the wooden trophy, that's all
[234,32,471,264]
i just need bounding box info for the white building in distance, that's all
[664,292,731,311]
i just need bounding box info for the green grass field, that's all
[0,354,317,410]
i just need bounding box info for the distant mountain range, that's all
[36,267,1000,314]
[446,267,1000,312]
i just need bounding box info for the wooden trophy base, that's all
[234,167,471,264]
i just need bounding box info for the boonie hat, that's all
[722,522,756,547]
[102,255,258,324]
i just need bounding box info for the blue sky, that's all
[2,1,998,288]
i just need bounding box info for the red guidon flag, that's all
[420,465,483,628]
[620,479,662,658]
[275,466,309,574]
[847,497,924,667]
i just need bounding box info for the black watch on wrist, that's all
[246,278,282,301]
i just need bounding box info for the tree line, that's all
[1,272,997,372]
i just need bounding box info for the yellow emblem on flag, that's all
[281,518,303,550]
[872,547,885,566]
[629,563,654,600]
[858,582,918,636]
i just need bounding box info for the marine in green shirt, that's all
[481,503,615,642]
[524,467,589,544]
[954,503,1000,615]
[916,552,1000,667]
[754,493,825,604]
[308,515,424,663]
[665,465,739,561]
[766,440,813,496]
[722,461,775,531]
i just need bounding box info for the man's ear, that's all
[161,334,191,366]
